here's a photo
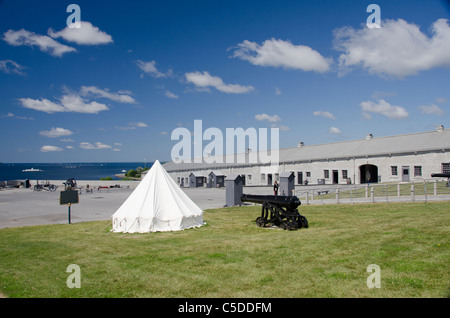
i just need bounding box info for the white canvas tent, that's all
[112,160,203,233]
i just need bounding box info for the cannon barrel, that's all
[241,194,301,209]
[431,173,450,178]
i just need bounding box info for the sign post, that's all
[60,189,79,224]
[68,203,71,224]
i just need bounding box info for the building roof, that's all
[209,170,225,176]
[189,172,205,177]
[164,126,450,172]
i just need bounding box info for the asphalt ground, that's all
[1,180,449,229]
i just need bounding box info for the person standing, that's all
[273,180,279,195]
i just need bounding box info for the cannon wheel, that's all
[300,215,308,228]
[255,216,266,227]
[281,220,294,230]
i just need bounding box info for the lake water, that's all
[0,162,153,181]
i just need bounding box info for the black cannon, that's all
[431,173,450,187]
[63,178,77,190]
[431,173,450,178]
[241,194,308,230]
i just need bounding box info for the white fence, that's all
[295,180,450,205]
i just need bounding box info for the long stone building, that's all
[164,125,450,187]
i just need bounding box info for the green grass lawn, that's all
[0,202,449,298]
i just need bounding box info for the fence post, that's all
[371,187,374,203]
[385,184,389,203]
[397,183,401,196]
[336,188,340,204]
[350,187,354,205]
[434,180,437,196]
[366,184,369,198]
[411,184,415,202]
[424,182,428,203]
[306,191,309,205]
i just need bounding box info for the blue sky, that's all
[0,0,449,163]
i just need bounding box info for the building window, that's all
[443,163,450,174]
[248,174,252,180]
[324,170,329,179]
[306,172,311,177]
[391,166,398,176]
[275,173,279,181]
[414,166,422,177]
[342,170,348,179]
[297,172,303,185]
[261,174,266,182]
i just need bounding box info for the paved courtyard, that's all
[1,180,449,229]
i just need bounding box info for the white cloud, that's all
[255,113,281,123]
[115,126,136,131]
[136,60,171,78]
[131,121,147,128]
[3,29,76,57]
[40,127,73,138]
[231,38,332,73]
[275,87,282,95]
[115,122,147,130]
[60,94,109,114]
[79,142,112,150]
[80,86,136,104]
[2,112,33,120]
[19,98,66,113]
[19,93,109,114]
[313,111,336,120]
[40,145,63,152]
[360,99,409,120]
[436,97,447,104]
[254,113,289,130]
[277,125,291,131]
[334,18,450,77]
[419,104,444,116]
[0,59,26,75]
[165,90,179,99]
[185,71,254,94]
[48,21,113,45]
[329,126,342,134]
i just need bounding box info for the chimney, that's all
[365,133,373,140]
[297,142,304,148]
[436,125,444,132]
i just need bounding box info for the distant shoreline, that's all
[0,161,157,165]
[114,174,142,181]
[0,162,153,182]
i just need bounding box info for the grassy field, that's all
[0,202,449,298]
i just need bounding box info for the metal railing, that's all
[294,180,450,205]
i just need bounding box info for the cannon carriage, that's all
[241,194,308,230]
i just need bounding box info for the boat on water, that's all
[22,168,43,172]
